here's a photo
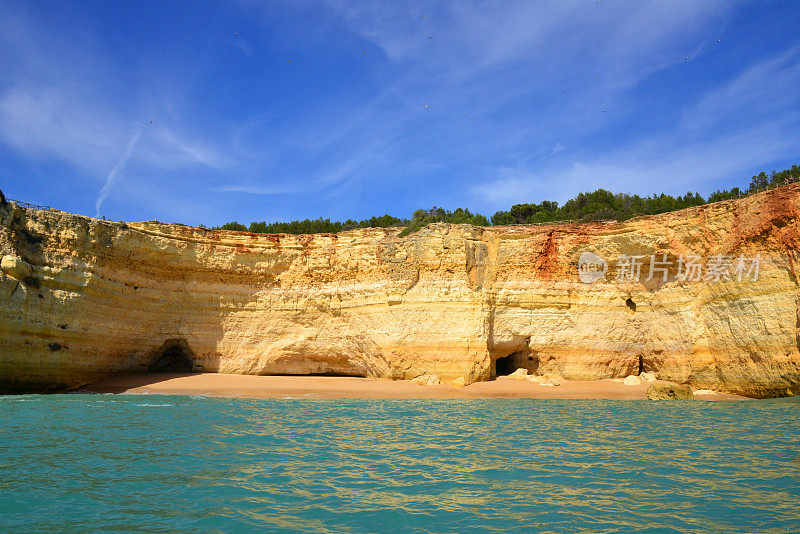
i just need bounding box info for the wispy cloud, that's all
[95,126,144,217]
[0,87,127,172]
[472,120,798,206]
[0,0,797,226]
[259,0,764,201]
[229,37,253,56]
[0,4,234,218]
[215,184,300,195]
[470,44,800,207]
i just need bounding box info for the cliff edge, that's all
[1,185,799,397]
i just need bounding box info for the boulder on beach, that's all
[508,368,529,380]
[640,372,656,382]
[646,381,694,400]
[623,375,642,386]
[411,374,440,386]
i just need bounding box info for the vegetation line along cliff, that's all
[216,164,800,235]
[1,185,799,397]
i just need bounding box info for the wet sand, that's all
[84,373,750,400]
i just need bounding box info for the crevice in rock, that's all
[626,297,636,313]
[795,305,800,355]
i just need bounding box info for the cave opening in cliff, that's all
[626,298,636,312]
[148,338,194,373]
[495,354,517,377]
[494,350,538,378]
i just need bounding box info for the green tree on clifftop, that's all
[211,163,800,236]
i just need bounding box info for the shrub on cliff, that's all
[398,207,489,237]
[0,188,5,205]
[217,221,248,231]
[707,187,743,203]
[213,214,407,234]
[248,218,343,234]
[490,190,706,225]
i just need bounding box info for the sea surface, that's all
[1,395,799,533]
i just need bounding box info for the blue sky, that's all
[1,0,799,226]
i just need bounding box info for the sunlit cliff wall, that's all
[1,185,799,397]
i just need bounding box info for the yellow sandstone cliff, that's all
[1,185,799,397]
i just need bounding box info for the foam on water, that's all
[1,395,798,533]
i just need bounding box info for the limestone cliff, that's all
[1,185,799,397]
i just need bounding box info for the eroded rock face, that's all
[1,185,800,396]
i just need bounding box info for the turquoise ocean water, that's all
[1,395,799,533]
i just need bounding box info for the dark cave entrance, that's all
[495,354,517,376]
[147,339,194,372]
[494,350,538,378]
[625,298,636,313]
[638,355,645,375]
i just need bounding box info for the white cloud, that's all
[0,0,795,226]
[468,37,800,207]
[0,87,127,172]
[215,184,301,195]
[96,126,144,218]
[472,117,800,206]
[0,5,233,183]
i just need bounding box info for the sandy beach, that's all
[83,373,750,400]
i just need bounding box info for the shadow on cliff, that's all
[146,338,194,372]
